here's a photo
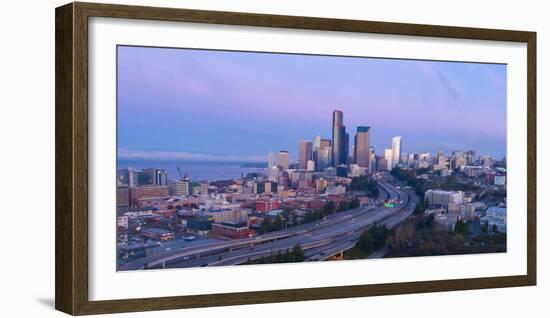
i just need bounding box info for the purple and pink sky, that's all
[117,45,506,163]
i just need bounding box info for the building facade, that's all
[354,126,371,168]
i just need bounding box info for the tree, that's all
[273,249,283,263]
[283,248,293,263]
[323,201,336,215]
[350,197,360,209]
[482,221,489,233]
[349,176,379,198]
[492,224,499,233]
[370,223,390,250]
[413,201,425,215]
[454,219,470,235]
[357,230,375,255]
[273,214,284,230]
[337,200,350,212]
[292,243,305,262]
[259,218,271,234]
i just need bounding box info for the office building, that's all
[278,150,289,171]
[267,150,275,169]
[354,126,371,168]
[480,207,507,232]
[306,160,315,171]
[391,136,402,168]
[298,140,313,169]
[207,209,248,224]
[211,223,254,240]
[117,187,130,207]
[384,148,393,171]
[425,189,464,209]
[155,169,167,186]
[316,139,332,172]
[331,110,347,166]
[256,199,282,212]
[130,186,169,203]
[168,180,189,196]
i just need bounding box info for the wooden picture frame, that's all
[55,2,536,315]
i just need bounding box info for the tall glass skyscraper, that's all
[332,110,347,166]
[392,136,402,168]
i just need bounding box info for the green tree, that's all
[413,201,425,215]
[292,243,305,262]
[357,230,375,255]
[454,219,470,235]
[323,201,336,215]
[337,200,350,212]
[482,221,489,233]
[370,223,390,250]
[350,197,360,209]
[283,248,293,263]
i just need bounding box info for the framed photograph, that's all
[55,2,536,315]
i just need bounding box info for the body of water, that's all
[118,160,267,182]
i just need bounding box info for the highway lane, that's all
[305,186,419,261]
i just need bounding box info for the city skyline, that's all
[116,46,507,270]
[118,46,507,162]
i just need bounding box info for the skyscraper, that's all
[391,136,402,168]
[344,132,350,164]
[155,169,168,186]
[315,139,332,172]
[267,150,274,169]
[278,150,289,171]
[298,140,313,170]
[384,148,393,171]
[331,110,347,166]
[354,126,371,168]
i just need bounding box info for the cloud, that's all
[119,149,265,163]
[419,62,461,101]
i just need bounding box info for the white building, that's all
[425,189,464,209]
[391,136,402,168]
[384,148,393,171]
[206,209,249,224]
[325,185,346,195]
[480,207,507,232]
[494,175,506,186]
[306,160,316,171]
[168,180,189,196]
[350,164,366,177]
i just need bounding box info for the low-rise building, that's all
[480,207,507,232]
[425,189,464,210]
[141,228,175,241]
[211,222,254,239]
[255,199,282,212]
[130,185,169,204]
[168,180,189,196]
[206,209,248,224]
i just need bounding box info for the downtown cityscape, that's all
[116,46,507,270]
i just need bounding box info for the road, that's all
[118,179,418,270]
